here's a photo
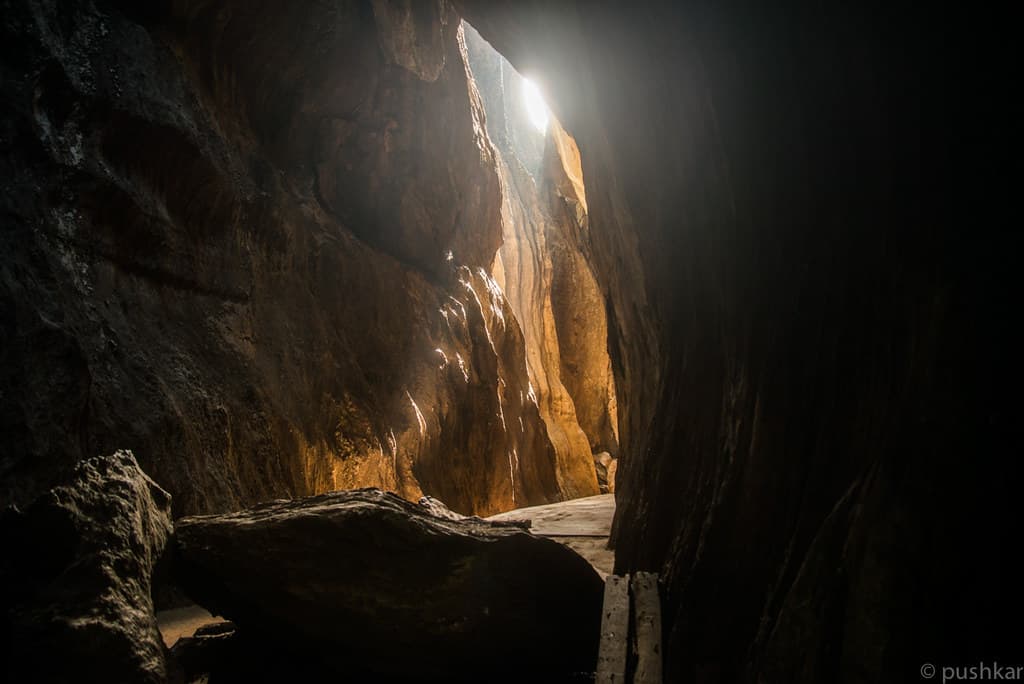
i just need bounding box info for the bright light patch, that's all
[521,78,549,133]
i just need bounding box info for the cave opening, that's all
[521,77,550,133]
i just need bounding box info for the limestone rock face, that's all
[171,488,603,680]
[0,450,172,683]
[0,0,561,517]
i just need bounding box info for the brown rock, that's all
[371,0,450,82]
[464,25,619,502]
[591,452,618,494]
[0,0,565,518]
[605,457,617,494]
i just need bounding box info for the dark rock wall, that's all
[0,0,567,517]
[459,2,1019,681]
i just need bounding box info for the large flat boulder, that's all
[0,450,173,683]
[171,488,603,680]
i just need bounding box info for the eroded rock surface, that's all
[592,451,616,493]
[464,25,618,500]
[0,0,568,517]
[0,450,172,683]
[171,488,603,680]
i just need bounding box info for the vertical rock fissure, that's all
[462,22,620,497]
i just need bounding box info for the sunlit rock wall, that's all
[0,0,563,517]
[543,119,620,461]
[464,25,617,500]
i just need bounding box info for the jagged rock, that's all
[171,488,603,680]
[417,493,468,520]
[464,25,618,502]
[419,494,533,530]
[0,450,173,683]
[593,451,617,493]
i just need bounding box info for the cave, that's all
[0,1,1018,683]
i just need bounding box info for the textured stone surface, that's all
[465,25,617,500]
[0,450,172,683]
[0,0,570,517]
[593,451,616,493]
[605,457,617,495]
[171,488,603,680]
[458,2,1020,681]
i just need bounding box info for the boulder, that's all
[593,451,617,493]
[0,450,173,683]
[171,488,603,680]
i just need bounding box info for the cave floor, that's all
[158,604,217,648]
[487,493,616,577]
[157,493,615,647]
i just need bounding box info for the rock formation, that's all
[0,450,172,683]
[592,451,616,494]
[457,1,1021,680]
[171,488,603,680]
[0,0,606,518]
[463,24,618,500]
[2,0,1017,681]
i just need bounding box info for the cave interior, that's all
[0,0,1019,682]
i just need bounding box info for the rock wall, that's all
[458,1,1019,681]
[464,24,618,500]
[0,0,569,517]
